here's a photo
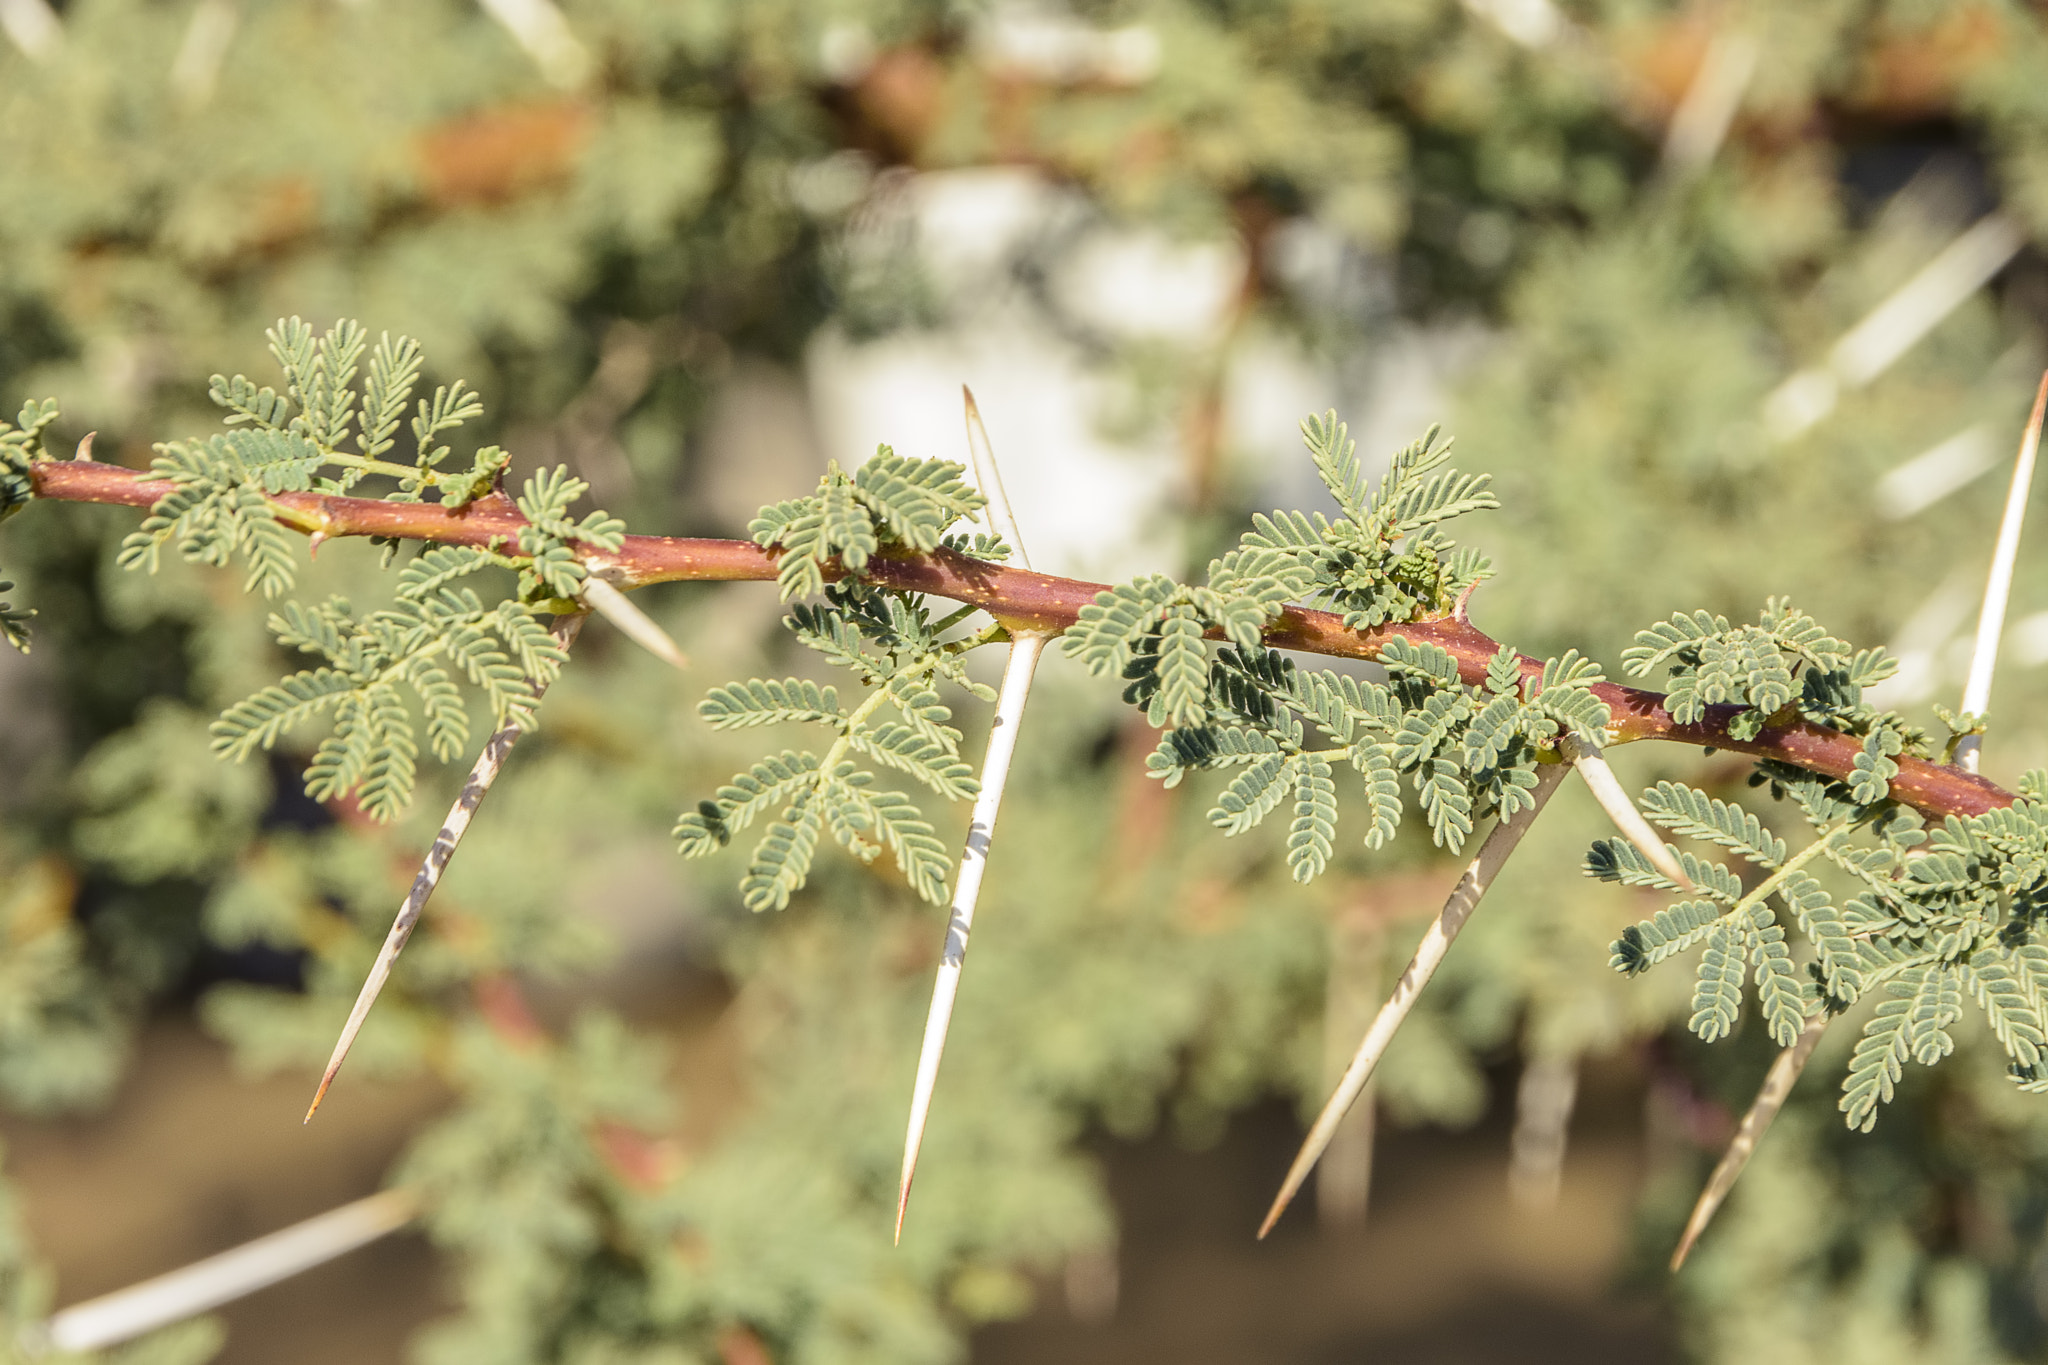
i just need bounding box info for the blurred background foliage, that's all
[4,0,2048,1361]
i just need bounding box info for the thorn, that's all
[1954,367,2048,774]
[962,387,1032,571]
[896,401,1045,1240]
[896,631,1047,1239]
[40,1188,418,1354]
[305,614,582,1120]
[1560,736,1695,890]
[1258,763,1567,1239]
[1670,1012,1830,1270]
[307,530,327,559]
[583,576,689,670]
[72,431,95,462]
[1451,578,1479,623]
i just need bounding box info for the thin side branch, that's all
[37,1189,418,1354]
[1258,762,1569,1238]
[1669,1011,1830,1270]
[304,612,586,1120]
[1955,369,2048,773]
[23,460,2019,820]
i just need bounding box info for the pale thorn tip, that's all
[73,431,95,462]
[962,387,1031,571]
[1670,1011,1830,1270]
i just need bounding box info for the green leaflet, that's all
[125,319,616,609]
[1285,753,1338,884]
[1625,597,1910,763]
[1639,781,1787,867]
[1140,614,1603,872]
[749,447,990,601]
[679,576,988,910]
[1069,415,1498,733]
[211,546,569,821]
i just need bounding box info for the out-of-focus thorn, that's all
[1259,763,1568,1239]
[1317,901,1382,1230]
[71,432,95,462]
[475,0,593,89]
[1876,424,2000,521]
[584,576,689,671]
[37,1188,418,1354]
[1955,369,2048,773]
[1671,1012,1830,1270]
[1461,0,1565,48]
[1765,214,2024,444]
[1561,736,1695,889]
[1659,29,1757,179]
[1063,1241,1119,1322]
[169,0,237,111]
[0,0,61,61]
[307,531,328,559]
[1509,1052,1579,1209]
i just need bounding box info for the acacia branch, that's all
[26,458,2017,819]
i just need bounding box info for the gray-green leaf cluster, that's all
[750,448,988,600]
[1147,637,1606,872]
[1065,415,1497,732]
[676,577,994,910]
[210,545,569,822]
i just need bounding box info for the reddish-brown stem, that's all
[27,459,2017,819]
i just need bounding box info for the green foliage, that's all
[0,578,28,655]
[100,319,629,823]
[1066,414,1496,733]
[209,548,570,821]
[0,400,62,653]
[677,568,995,910]
[2,4,2048,1360]
[1141,625,1605,866]
[1626,599,1876,742]
[750,449,987,600]
[1591,623,2048,1128]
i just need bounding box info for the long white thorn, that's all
[1669,1011,1829,1270]
[895,632,1045,1241]
[1561,735,1694,890]
[1955,370,2048,773]
[583,576,690,671]
[1259,762,1568,1238]
[897,390,1042,1242]
[305,613,584,1121]
[35,1189,418,1354]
